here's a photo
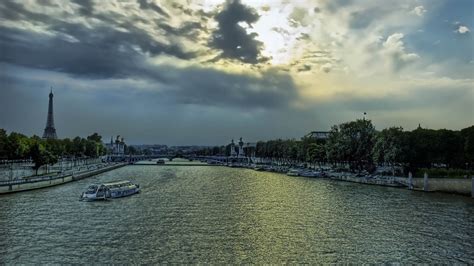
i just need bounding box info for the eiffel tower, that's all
[42,88,58,139]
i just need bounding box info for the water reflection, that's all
[0,165,472,264]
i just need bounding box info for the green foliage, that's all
[72,136,85,156]
[29,142,58,174]
[406,127,465,169]
[0,129,7,159]
[85,140,98,157]
[87,133,102,143]
[307,143,325,165]
[0,129,106,160]
[197,146,225,156]
[373,127,408,165]
[253,121,472,173]
[326,119,376,171]
[460,125,474,163]
[125,145,138,155]
[6,132,32,159]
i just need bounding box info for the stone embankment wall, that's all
[329,174,406,188]
[0,163,126,194]
[0,158,102,181]
[329,172,473,197]
[411,177,472,195]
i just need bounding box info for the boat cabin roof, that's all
[103,180,132,187]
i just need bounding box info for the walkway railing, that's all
[0,163,118,186]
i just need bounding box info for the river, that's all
[1,164,473,264]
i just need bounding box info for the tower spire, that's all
[42,88,57,139]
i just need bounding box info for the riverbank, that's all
[219,162,473,197]
[0,162,127,194]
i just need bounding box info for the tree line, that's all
[196,120,474,175]
[260,120,474,175]
[0,129,108,174]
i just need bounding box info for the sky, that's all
[0,0,473,145]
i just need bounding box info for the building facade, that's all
[106,136,125,155]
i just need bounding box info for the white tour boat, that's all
[80,180,140,201]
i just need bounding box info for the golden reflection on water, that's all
[0,165,473,264]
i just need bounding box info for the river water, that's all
[1,164,473,264]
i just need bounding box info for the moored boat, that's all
[286,168,302,176]
[80,180,140,201]
[299,170,326,178]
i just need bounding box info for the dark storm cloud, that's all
[0,0,306,144]
[71,0,95,16]
[156,21,206,41]
[0,24,194,78]
[210,0,267,64]
[0,26,140,78]
[0,0,297,110]
[137,0,169,18]
[0,8,195,78]
[158,67,298,109]
[0,0,52,22]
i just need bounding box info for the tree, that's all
[29,142,58,175]
[87,133,102,143]
[326,119,376,172]
[72,136,85,156]
[85,140,98,157]
[6,132,31,159]
[45,139,65,157]
[372,127,408,175]
[307,142,326,168]
[461,125,474,168]
[125,145,137,155]
[212,146,221,156]
[0,129,7,159]
[326,125,342,166]
[434,129,464,168]
[143,148,152,156]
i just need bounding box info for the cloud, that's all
[210,0,267,64]
[260,5,270,12]
[320,63,332,73]
[0,24,194,79]
[71,0,95,16]
[0,0,204,79]
[0,0,473,144]
[323,0,353,13]
[457,25,470,34]
[288,7,311,27]
[348,8,381,29]
[137,0,169,18]
[297,64,311,72]
[383,33,420,71]
[157,66,299,109]
[411,6,426,17]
